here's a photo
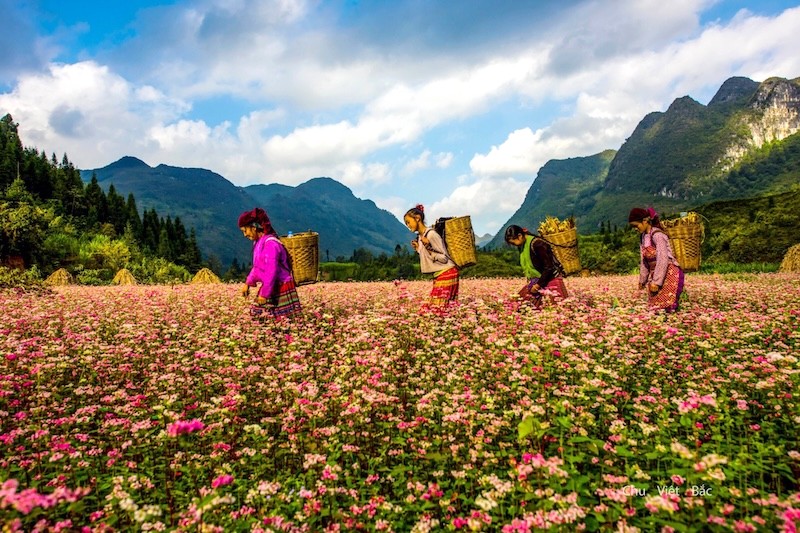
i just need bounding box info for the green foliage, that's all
[127,257,191,284]
[460,249,521,278]
[320,262,360,281]
[74,267,110,286]
[0,113,204,283]
[578,231,640,274]
[698,262,780,274]
[695,188,800,264]
[0,265,43,290]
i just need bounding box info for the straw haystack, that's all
[779,243,800,272]
[45,268,73,286]
[112,268,137,285]
[191,267,221,284]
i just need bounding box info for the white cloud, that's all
[340,161,391,188]
[0,61,187,162]
[435,152,454,168]
[402,150,432,175]
[402,149,454,175]
[430,177,531,234]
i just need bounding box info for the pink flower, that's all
[211,475,234,488]
[166,419,205,437]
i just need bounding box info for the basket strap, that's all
[423,228,458,268]
[264,235,293,274]
[533,237,566,277]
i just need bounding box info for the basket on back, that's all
[662,212,703,272]
[280,231,319,285]
[434,216,477,268]
[538,216,581,276]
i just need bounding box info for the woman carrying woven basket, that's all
[404,204,459,306]
[504,225,568,308]
[628,207,684,312]
[238,208,302,320]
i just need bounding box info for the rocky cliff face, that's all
[719,77,800,169]
[749,77,800,144]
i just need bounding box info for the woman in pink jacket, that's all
[238,208,302,319]
[628,207,684,312]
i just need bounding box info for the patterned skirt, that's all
[429,267,459,306]
[523,277,568,308]
[648,263,684,312]
[250,280,302,320]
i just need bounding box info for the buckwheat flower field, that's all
[2,274,799,532]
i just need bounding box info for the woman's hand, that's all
[648,283,660,294]
[241,284,250,298]
[255,296,267,305]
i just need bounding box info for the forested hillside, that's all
[0,114,204,284]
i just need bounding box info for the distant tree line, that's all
[1,113,204,283]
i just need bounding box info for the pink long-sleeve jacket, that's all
[639,228,680,288]
[246,235,294,299]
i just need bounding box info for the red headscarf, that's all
[237,207,275,235]
[628,207,661,227]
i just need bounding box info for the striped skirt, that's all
[250,280,302,320]
[429,267,459,306]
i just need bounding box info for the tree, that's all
[156,227,173,261]
[180,228,203,271]
[106,184,128,234]
[0,178,52,266]
[0,114,23,190]
[125,194,142,238]
[85,174,107,228]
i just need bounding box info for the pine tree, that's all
[156,227,173,260]
[106,184,128,234]
[0,114,23,190]
[125,194,142,240]
[85,174,108,228]
[182,228,203,271]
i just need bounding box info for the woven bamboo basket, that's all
[444,216,477,268]
[664,223,703,272]
[542,227,581,275]
[280,231,319,285]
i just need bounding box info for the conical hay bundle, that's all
[112,268,137,285]
[443,216,477,268]
[779,243,800,272]
[663,219,703,272]
[45,268,73,286]
[541,227,581,276]
[280,231,319,285]
[191,267,222,284]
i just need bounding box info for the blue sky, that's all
[2,0,799,236]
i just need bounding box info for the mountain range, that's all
[81,159,411,266]
[485,75,800,248]
[82,74,800,263]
